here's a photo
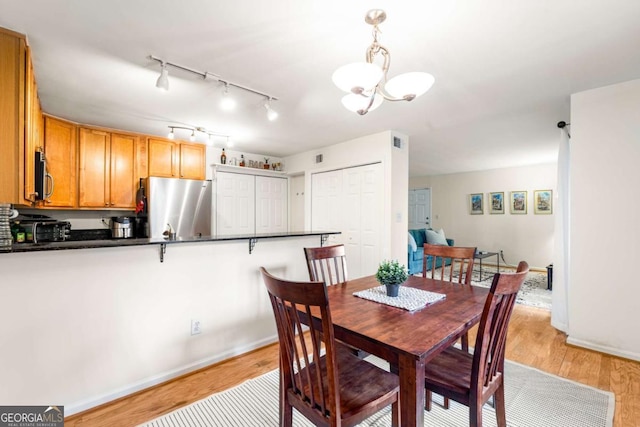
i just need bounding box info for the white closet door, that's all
[311,163,383,279]
[358,164,383,276]
[311,170,343,244]
[216,172,255,236]
[255,176,288,233]
[343,168,362,276]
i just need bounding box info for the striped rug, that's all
[139,356,614,427]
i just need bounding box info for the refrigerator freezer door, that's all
[148,177,212,239]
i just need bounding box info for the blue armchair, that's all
[408,229,454,275]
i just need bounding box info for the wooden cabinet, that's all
[24,47,44,204]
[148,137,177,178]
[43,116,77,207]
[0,28,26,205]
[148,137,205,180]
[78,128,137,208]
[179,143,206,180]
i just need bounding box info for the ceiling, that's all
[1,1,639,176]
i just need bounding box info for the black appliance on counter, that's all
[23,220,71,243]
[34,150,53,201]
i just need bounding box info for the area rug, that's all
[418,267,553,310]
[139,356,614,427]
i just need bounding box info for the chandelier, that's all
[332,9,435,115]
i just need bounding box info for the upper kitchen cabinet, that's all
[148,137,205,180]
[0,28,32,206]
[179,143,206,180]
[43,116,77,208]
[78,127,137,208]
[24,47,44,204]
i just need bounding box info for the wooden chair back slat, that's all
[422,244,476,285]
[305,245,348,286]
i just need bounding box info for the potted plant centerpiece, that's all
[376,260,409,297]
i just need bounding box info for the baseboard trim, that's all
[567,336,640,362]
[65,334,278,416]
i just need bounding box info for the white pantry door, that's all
[311,169,343,245]
[216,172,255,236]
[255,176,288,233]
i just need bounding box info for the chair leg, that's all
[469,402,483,427]
[391,400,400,427]
[425,390,450,410]
[281,401,293,427]
[494,382,507,427]
[461,332,469,352]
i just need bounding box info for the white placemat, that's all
[353,285,446,312]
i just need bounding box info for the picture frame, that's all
[469,193,483,215]
[510,191,527,214]
[489,192,504,214]
[534,190,553,214]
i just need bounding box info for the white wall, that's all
[568,78,640,361]
[0,236,319,414]
[285,130,409,263]
[410,163,557,270]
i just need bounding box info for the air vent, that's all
[393,136,403,149]
[315,153,323,163]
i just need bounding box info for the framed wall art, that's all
[469,193,483,215]
[534,190,553,214]
[489,192,504,214]
[510,191,527,214]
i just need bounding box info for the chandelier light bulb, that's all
[156,64,169,91]
[385,72,435,100]
[341,93,383,115]
[332,62,383,94]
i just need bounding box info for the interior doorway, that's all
[408,188,431,230]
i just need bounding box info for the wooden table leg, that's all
[398,354,425,427]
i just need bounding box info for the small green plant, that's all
[375,260,408,285]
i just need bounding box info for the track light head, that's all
[156,64,169,91]
[190,130,196,142]
[167,127,175,139]
[265,98,278,121]
[220,84,236,111]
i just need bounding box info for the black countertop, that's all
[1,231,340,254]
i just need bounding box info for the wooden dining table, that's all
[320,274,490,427]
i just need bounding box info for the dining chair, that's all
[304,244,348,286]
[424,261,529,427]
[260,267,400,427]
[423,244,476,351]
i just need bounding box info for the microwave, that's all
[25,221,71,243]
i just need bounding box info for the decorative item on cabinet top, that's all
[211,163,286,178]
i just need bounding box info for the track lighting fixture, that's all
[167,126,230,145]
[264,98,279,121]
[149,55,279,120]
[156,63,169,91]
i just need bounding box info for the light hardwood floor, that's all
[66,305,640,427]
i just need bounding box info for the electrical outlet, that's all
[191,319,201,336]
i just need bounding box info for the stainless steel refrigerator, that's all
[147,177,212,239]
